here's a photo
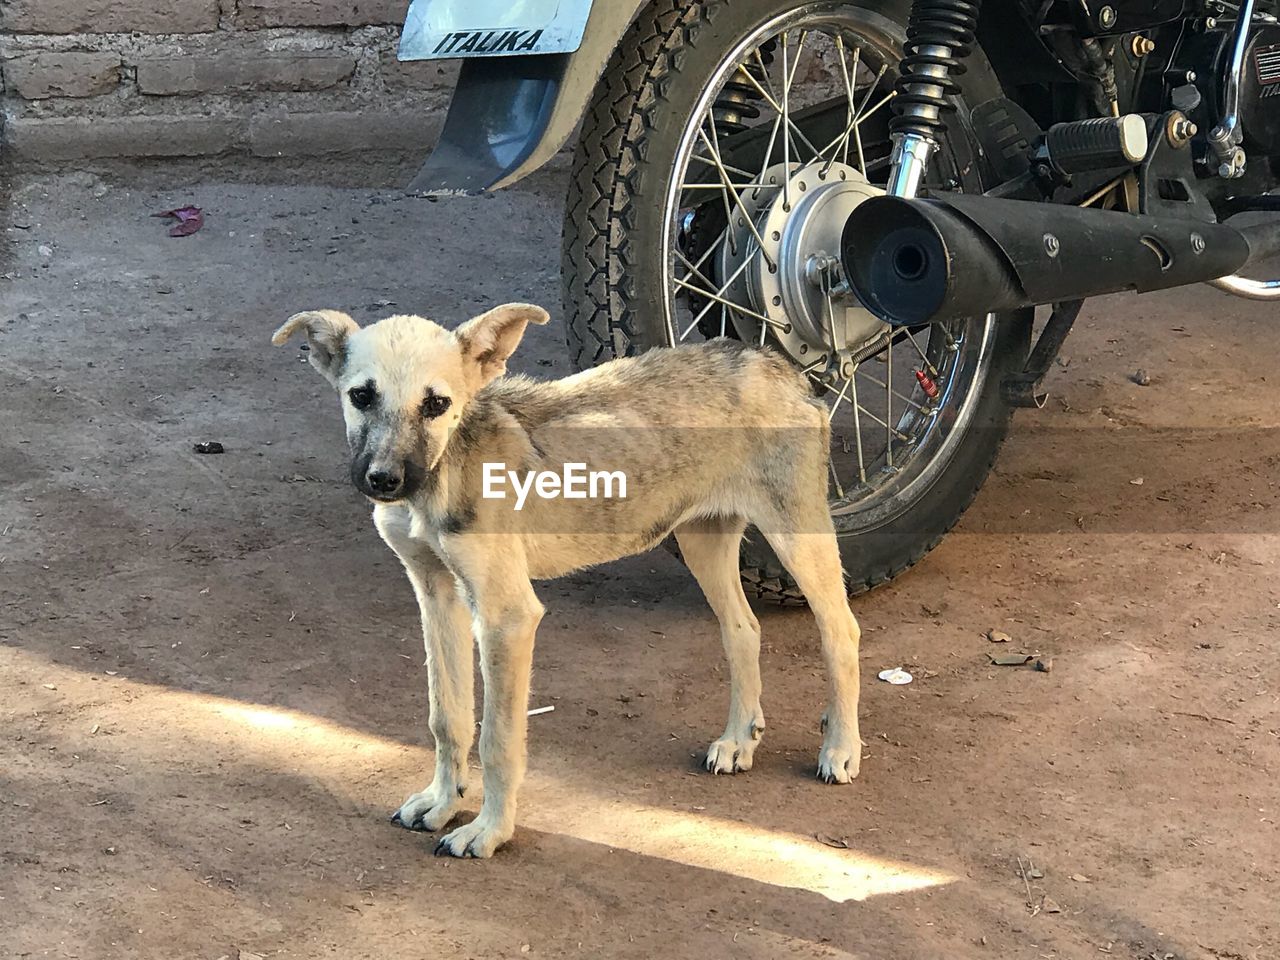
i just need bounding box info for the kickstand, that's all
[1001,300,1083,408]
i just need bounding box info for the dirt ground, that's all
[1,162,1276,960]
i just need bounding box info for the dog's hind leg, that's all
[377,510,475,832]
[675,516,765,775]
[759,528,862,784]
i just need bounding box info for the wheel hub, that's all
[719,162,887,365]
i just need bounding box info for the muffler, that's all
[841,193,1271,325]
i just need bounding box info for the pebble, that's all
[1131,369,1151,386]
[37,244,53,258]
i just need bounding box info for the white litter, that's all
[877,667,913,685]
[527,705,555,717]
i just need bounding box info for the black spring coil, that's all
[712,42,775,137]
[889,0,982,139]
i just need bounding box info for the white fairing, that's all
[398,0,595,61]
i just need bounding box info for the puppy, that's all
[273,303,862,858]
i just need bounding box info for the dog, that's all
[272,303,863,858]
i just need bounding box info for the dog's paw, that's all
[705,736,758,775]
[816,738,861,785]
[390,783,462,832]
[434,815,512,859]
[706,727,762,778]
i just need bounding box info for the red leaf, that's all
[169,209,204,237]
[152,205,204,237]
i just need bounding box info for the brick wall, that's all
[0,0,459,162]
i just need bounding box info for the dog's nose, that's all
[366,469,404,497]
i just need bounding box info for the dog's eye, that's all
[421,394,451,419]
[348,385,376,410]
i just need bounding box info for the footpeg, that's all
[1034,115,1149,178]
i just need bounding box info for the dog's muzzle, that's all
[365,469,404,500]
[350,453,426,503]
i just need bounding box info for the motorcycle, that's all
[398,0,1280,600]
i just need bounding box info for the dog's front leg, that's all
[377,510,475,832]
[435,575,543,859]
[392,567,476,831]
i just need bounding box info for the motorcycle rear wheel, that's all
[562,0,1027,601]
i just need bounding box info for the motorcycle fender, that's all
[403,0,649,195]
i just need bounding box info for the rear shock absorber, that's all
[887,0,983,198]
[712,64,767,135]
[712,43,775,137]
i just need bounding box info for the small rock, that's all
[103,846,116,855]
[37,244,53,258]
[1041,896,1062,914]
[1069,873,1091,882]
[193,441,224,454]
[987,629,1012,643]
[1034,657,1054,673]
[1129,477,1144,486]
[1131,369,1151,386]
[42,683,56,690]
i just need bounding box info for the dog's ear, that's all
[455,303,550,386]
[272,310,359,385]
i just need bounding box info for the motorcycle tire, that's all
[561,0,1029,602]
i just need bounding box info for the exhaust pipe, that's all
[841,193,1269,325]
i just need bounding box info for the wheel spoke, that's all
[819,67,891,175]
[857,369,933,416]
[848,374,867,483]
[829,458,847,499]
[834,36,860,167]
[755,109,784,186]
[885,337,894,468]
[825,376,851,423]
[683,222,730,277]
[781,31,792,206]
[900,326,940,376]
[697,126,777,270]
[673,256,784,339]
[736,50,822,161]
[681,183,782,191]
[674,247,721,298]
[689,154,758,180]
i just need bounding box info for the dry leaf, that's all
[989,653,1036,666]
[153,205,204,237]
